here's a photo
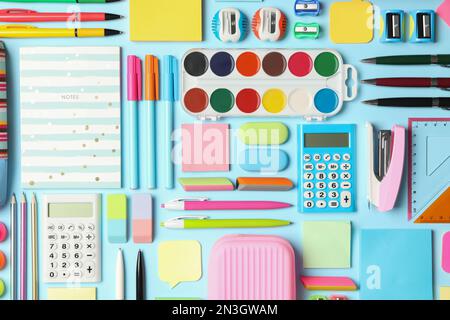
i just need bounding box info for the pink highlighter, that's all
[132,194,153,243]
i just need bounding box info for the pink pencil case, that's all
[208,234,297,300]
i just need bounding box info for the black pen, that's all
[136,250,145,300]
[363,98,450,110]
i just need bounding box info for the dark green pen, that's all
[0,0,120,3]
[362,55,450,66]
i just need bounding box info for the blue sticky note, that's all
[360,229,433,300]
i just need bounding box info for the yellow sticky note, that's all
[330,0,374,43]
[158,240,202,288]
[440,287,450,300]
[130,0,203,42]
[47,288,96,300]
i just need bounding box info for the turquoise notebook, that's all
[20,47,122,189]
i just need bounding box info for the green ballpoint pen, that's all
[161,216,292,229]
[0,0,120,3]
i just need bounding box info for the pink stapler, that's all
[367,122,406,212]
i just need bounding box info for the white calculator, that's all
[42,194,101,283]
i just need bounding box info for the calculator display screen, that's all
[48,203,93,218]
[304,133,349,148]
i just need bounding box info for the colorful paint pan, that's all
[181,49,358,121]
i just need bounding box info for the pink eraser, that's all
[443,232,450,273]
[132,194,153,243]
[437,0,450,27]
[0,223,7,243]
[301,276,357,291]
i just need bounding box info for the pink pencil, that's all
[20,193,27,300]
[161,198,292,211]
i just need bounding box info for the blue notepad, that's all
[360,229,433,300]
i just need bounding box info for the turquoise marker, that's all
[127,55,142,190]
[162,56,179,190]
[144,55,160,190]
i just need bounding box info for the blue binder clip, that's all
[294,0,321,16]
[380,10,405,43]
[409,10,435,43]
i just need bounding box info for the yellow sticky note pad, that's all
[130,0,203,42]
[440,287,450,300]
[47,288,96,300]
[158,240,202,288]
[330,0,374,43]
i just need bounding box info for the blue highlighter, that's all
[212,8,248,43]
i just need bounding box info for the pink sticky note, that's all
[443,232,450,273]
[437,0,450,27]
[182,124,230,172]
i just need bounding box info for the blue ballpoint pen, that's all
[162,56,179,190]
[144,55,160,189]
[127,55,142,190]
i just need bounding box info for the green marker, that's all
[161,216,292,229]
[0,0,120,3]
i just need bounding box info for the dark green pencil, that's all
[362,55,450,66]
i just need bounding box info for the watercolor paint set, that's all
[181,49,357,121]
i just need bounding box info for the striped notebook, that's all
[20,47,121,189]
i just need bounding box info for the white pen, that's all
[10,194,17,300]
[116,248,124,300]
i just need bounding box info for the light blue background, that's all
[0,0,449,300]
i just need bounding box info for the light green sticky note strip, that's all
[47,288,96,300]
[303,221,351,269]
[239,122,289,145]
[440,287,450,300]
[158,240,202,288]
[107,194,127,219]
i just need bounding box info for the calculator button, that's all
[73,261,83,269]
[304,154,311,162]
[343,153,351,161]
[323,154,331,162]
[72,269,83,279]
[304,172,314,180]
[341,172,351,180]
[73,252,83,260]
[328,182,339,189]
[60,261,70,269]
[333,154,341,161]
[73,243,82,251]
[316,163,326,171]
[316,172,326,180]
[57,224,65,232]
[329,191,339,199]
[316,191,326,199]
[87,223,95,231]
[304,201,315,209]
[77,224,85,231]
[49,261,58,269]
[86,243,95,250]
[328,163,339,171]
[48,243,57,251]
[48,252,57,260]
[85,263,95,278]
[340,192,352,208]
[329,201,339,208]
[316,182,326,190]
[60,271,70,279]
[316,201,327,208]
[341,163,351,171]
[304,163,314,171]
[48,271,58,279]
[304,182,314,190]
[47,224,55,232]
[86,252,96,259]
[67,224,75,232]
[72,233,82,241]
[304,191,314,199]
[86,233,95,241]
[61,243,70,250]
[47,233,57,241]
[313,154,321,161]
[341,182,352,189]
[60,233,70,241]
[328,172,339,180]
[60,252,70,260]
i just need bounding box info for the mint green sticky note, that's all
[302,221,351,269]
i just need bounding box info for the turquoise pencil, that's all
[127,55,142,190]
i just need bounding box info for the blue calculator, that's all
[298,124,356,213]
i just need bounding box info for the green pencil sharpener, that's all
[294,22,320,39]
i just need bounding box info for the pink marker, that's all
[161,198,292,211]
